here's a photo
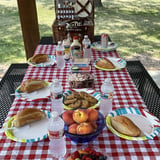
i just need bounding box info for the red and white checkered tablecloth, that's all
[0,45,160,160]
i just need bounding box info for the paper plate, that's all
[4,110,51,143]
[93,57,126,71]
[15,82,52,101]
[28,55,56,67]
[63,89,101,110]
[91,41,118,52]
[106,107,160,140]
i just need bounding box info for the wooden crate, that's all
[52,0,94,43]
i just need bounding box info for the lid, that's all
[52,79,59,85]
[104,78,111,83]
[84,35,88,39]
[58,41,62,45]
[51,111,59,119]
[73,36,78,40]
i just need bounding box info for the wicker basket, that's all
[52,0,94,43]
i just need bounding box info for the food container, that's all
[68,73,94,89]
[71,64,91,73]
[64,111,105,143]
[71,58,90,73]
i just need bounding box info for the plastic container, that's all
[70,36,82,60]
[56,41,65,69]
[48,111,66,158]
[99,78,114,117]
[71,57,90,73]
[82,35,92,61]
[50,79,64,115]
[71,64,91,73]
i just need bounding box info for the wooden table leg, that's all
[17,0,40,59]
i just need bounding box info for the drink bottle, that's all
[100,78,114,117]
[48,111,66,158]
[82,35,92,61]
[70,36,82,60]
[50,79,64,115]
[62,33,71,62]
[56,41,65,69]
[101,34,109,48]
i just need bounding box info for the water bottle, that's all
[56,41,65,69]
[62,33,71,62]
[82,35,92,61]
[48,111,66,158]
[50,79,64,115]
[100,78,114,117]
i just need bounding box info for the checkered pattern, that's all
[0,45,160,159]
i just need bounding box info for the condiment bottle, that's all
[70,36,82,60]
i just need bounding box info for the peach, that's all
[89,122,98,132]
[77,122,93,135]
[73,109,88,123]
[68,123,78,134]
[87,108,99,122]
[62,110,74,125]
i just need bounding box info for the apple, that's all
[62,110,74,125]
[87,108,99,122]
[68,123,78,134]
[73,109,88,123]
[77,122,93,135]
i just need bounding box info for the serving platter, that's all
[63,89,101,110]
[4,110,51,143]
[106,107,160,140]
[93,57,126,71]
[91,41,118,52]
[28,55,56,67]
[15,81,52,101]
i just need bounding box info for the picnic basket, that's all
[52,0,94,43]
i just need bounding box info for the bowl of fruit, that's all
[62,108,105,143]
[66,147,109,160]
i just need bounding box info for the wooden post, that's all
[17,0,40,59]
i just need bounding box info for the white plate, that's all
[4,110,51,143]
[93,57,126,71]
[15,82,52,101]
[28,55,56,67]
[106,107,160,140]
[91,41,118,52]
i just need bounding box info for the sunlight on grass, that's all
[0,0,160,66]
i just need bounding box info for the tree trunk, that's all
[94,0,103,8]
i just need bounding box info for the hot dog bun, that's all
[19,79,47,93]
[30,54,48,64]
[13,108,46,128]
[110,116,141,137]
[96,58,115,69]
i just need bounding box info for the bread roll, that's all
[13,108,46,127]
[30,54,48,64]
[19,79,47,93]
[110,116,141,137]
[96,58,115,69]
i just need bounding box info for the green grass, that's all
[0,0,160,67]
